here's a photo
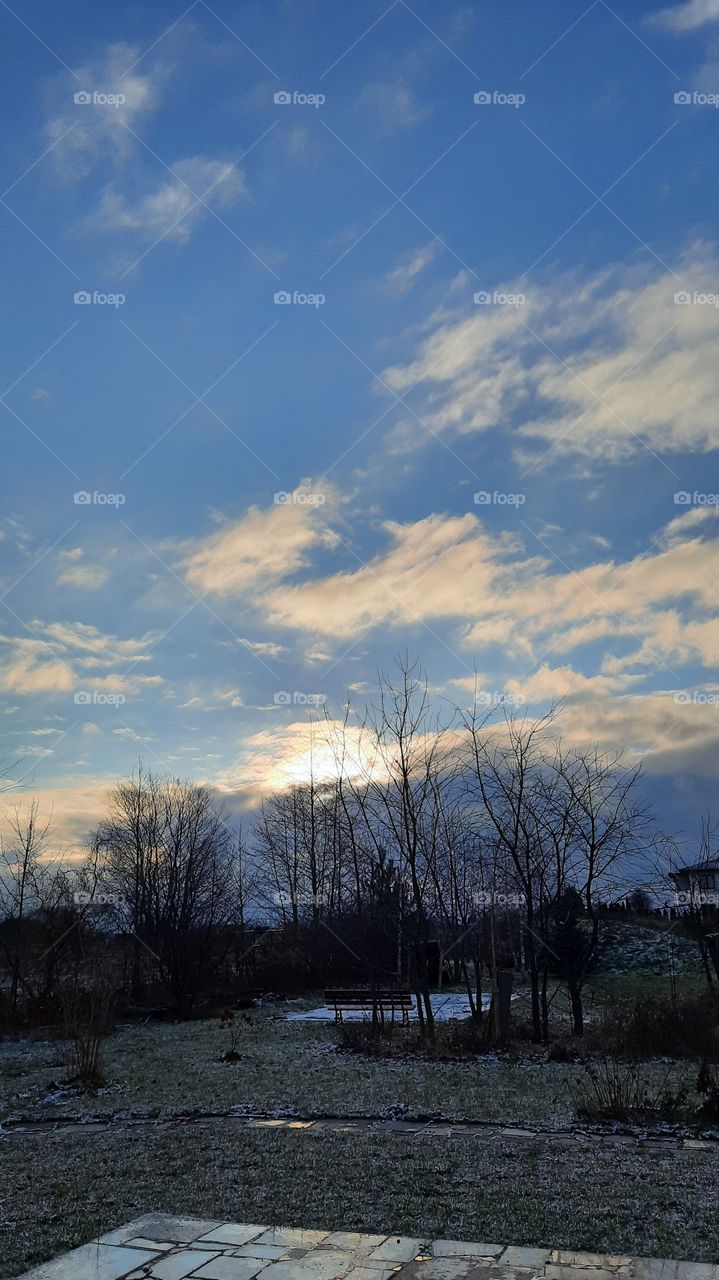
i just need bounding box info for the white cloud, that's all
[180,480,339,596]
[57,550,109,590]
[381,243,438,296]
[46,42,159,180]
[93,156,246,243]
[360,81,432,132]
[652,0,719,30]
[0,621,160,698]
[381,247,719,463]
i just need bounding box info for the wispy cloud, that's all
[651,0,719,31]
[92,156,246,243]
[380,242,438,296]
[381,247,719,464]
[45,42,160,181]
[359,80,432,133]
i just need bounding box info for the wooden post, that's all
[495,970,513,1045]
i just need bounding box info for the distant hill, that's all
[593,916,702,976]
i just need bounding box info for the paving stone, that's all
[368,1239,428,1264]
[343,1269,398,1280]
[324,1234,389,1252]
[550,1251,632,1269]
[256,1229,331,1249]
[193,1260,276,1280]
[258,1261,354,1280]
[465,1266,539,1280]
[20,1243,160,1280]
[633,1263,680,1280]
[100,1214,223,1246]
[233,1245,290,1260]
[125,1238,177,1251]
[147,1252,222,1280]
[546,1266,619,1280]
[432,1243,504,1259]
[497,1247,552,1268]
[198,1226,268,1247]
[401,1258,476,1280]
[675,1268,719,1280]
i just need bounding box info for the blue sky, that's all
[1,0,719,851]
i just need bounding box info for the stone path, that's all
[3,1109,719,1155]
[16,1216,719,1280]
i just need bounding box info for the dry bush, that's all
[596,993,719,1061]
[61,983,115,1087]
[570,1057,689,1123]
[337,1017,497,1060]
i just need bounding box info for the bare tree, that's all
[94,765,236,1011]
[0,800,54,1009]
[552,743,649,1034]
[461,704,560,1043]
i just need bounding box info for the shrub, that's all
[61,983,115,1088]
[570,1057,689,1123]
[696,1060,719,1122]
[337,1016,497,1061]
[597,993,719,1061]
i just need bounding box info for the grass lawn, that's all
[0,1006,697,1128]
[2,1124,717,1279]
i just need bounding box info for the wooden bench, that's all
[325,988,414,1025]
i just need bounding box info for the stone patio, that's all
[15,1217,719,1280]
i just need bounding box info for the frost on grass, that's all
[2,1125,719,1280]
[0,1005,697,1130]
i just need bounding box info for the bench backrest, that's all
[325,988,413,1007]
